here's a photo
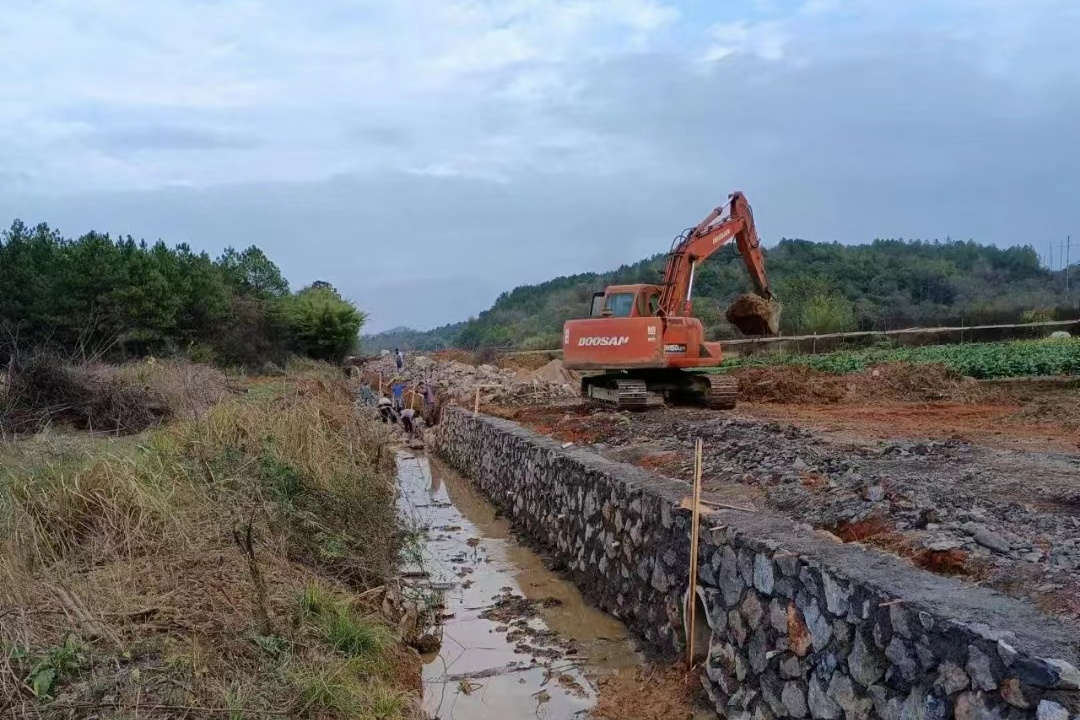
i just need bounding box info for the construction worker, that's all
[391,379,406,412]
[394,348,404,370]
[400,406,416,436]
[377,395,396,423]
[358,381,376,406]
[420,380,435,407]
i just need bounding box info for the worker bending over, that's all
[400,407,417,436]
[377,395,396,423]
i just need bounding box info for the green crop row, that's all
[718,337,1080,379]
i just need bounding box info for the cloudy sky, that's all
[2,0,1077,331]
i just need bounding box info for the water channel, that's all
[396,451,643,720]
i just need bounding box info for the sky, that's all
[1,0,1078,332]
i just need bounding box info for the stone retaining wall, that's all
[434,409,1079,720]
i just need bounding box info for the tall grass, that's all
[0,363,416,719]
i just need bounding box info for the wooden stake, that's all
[473,386,481,416]
[687,437,703,666]
[378,372,383,395]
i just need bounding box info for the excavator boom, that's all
[659,191,772,320]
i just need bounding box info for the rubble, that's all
[361,354,579,408]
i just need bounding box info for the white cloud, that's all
[0,0,680,192]
[2,0,1074,195]
[702,20,788,62]
[2,0,1079,331]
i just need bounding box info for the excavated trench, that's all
[396,452,701,720]
[430,409,1080,720]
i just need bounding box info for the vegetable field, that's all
[719,338,1080,379]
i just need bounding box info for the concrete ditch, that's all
[433,408,1080,720]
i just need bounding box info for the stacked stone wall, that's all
[434,409,1079,720]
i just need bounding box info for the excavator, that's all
[562,191,779,410]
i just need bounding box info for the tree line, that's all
[0,220,365,365]
[365,237,1079,351]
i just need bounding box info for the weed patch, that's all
[0,367,416,719]
[1,355,232,437]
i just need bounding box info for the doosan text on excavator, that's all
[562,191,780,410]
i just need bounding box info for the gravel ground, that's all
[509,405,1080,624]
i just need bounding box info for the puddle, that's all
[397,452,642,720]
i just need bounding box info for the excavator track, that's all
[583,372,736,410]
[583,377,665,410]
[705,375,738,410]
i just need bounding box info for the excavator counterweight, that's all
[561,191,778,410]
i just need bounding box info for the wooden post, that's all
[473,386,481,417]
[378,372,383,395]
[687,437,703,666]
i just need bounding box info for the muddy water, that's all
[396,452,641,720]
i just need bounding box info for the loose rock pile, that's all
[362,354,579,407]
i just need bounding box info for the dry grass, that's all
[1,355,233,437]
[0,364,418,719]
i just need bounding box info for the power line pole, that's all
[1065,234,1071,292]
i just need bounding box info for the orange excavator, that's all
[562,191,779,409]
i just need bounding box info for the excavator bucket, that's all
[726,294,782,336]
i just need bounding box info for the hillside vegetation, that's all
[366,238,1078,351]
[1,220,363,366]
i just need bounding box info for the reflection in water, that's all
[397,452,641,720]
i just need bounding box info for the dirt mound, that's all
[851,362,976,403]
[529,358,579,385]
[726,293,781,336]
[497,352,558,372]
[732,361,979,405]
[1009,393,1080,429]
[732,366,849,404]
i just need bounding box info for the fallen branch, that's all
[700,498,756,513]
[438,661,582,682]
[46,583,107,642]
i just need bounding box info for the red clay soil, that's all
[727,362,1080,450]
[829,516,977,579]
[501,393,1078,454]
[638,452,683,475]
[494,404,619,445]
[737,401,1080,453]
[496,360,1079,452]
[732,366,849,404]
[591,663,707,720]
[730,362,983,405]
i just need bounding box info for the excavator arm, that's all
[658,191,772,317]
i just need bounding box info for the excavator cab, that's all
[589,285,663,318]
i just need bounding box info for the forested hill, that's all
[0,220,365,365]
[365,238,1079,352]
